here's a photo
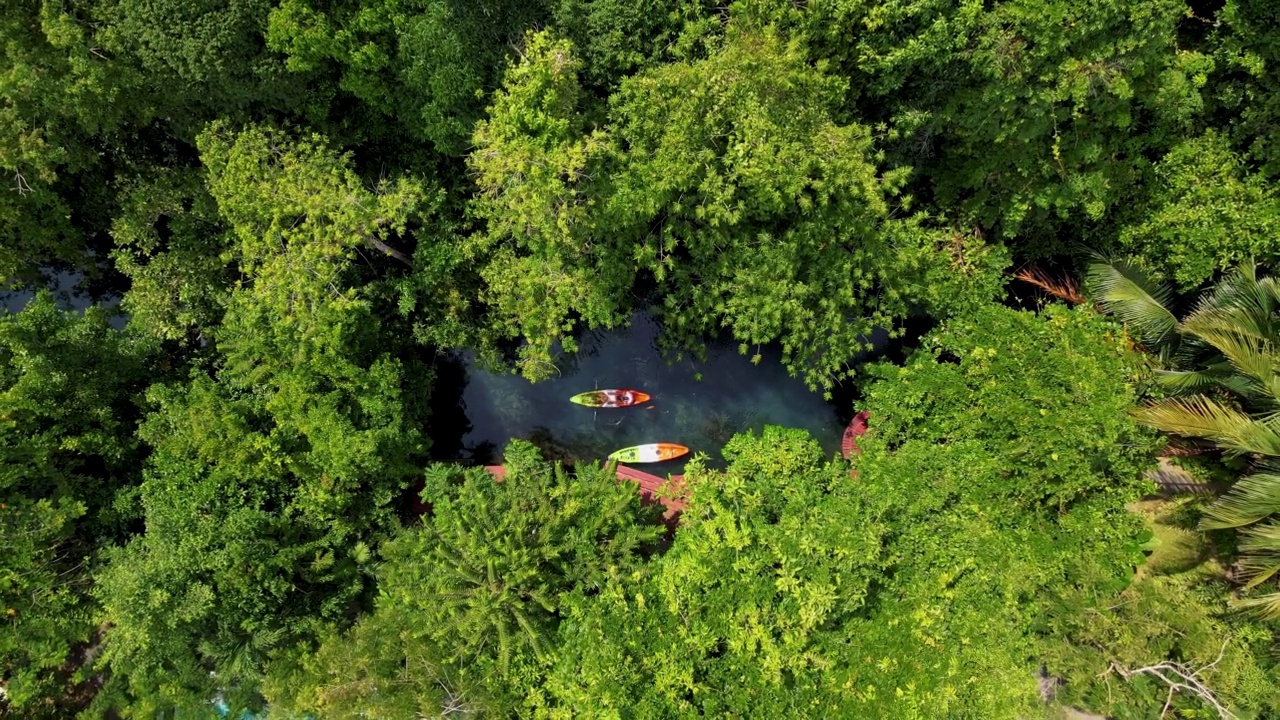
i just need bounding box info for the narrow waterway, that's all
[1,276,877,477]
[433,312,882,476]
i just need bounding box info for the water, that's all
[437,312,874,476]
[0,274,869,476]
[2,269,125,328]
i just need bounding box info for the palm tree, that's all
[1087,260,1280,617]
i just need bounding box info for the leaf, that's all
[1133,396,1280,456]
[1201,469,1280,529]
[1084,261,1178,350]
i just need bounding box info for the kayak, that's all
[569,389,651,408]
[609,443,689,463]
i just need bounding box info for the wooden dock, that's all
[418,412,870,527]
[485,463,688,521]
[842,411,870,459]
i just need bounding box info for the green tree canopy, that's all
[0,2,145,285]
[92,125,434,715]
[545,427,893,716]
[263,441,662,717]
[0,293,153,714]
[1116,132,1280,289]
[266,0,546,153]
[469,27,1007,388]
[3,0,1278,715]
[543,304,1159,717]
[109,166,232,343]
[741,0,1204,246]
[1211,0,1280,178]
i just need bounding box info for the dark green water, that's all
[435,312,878,476]
[3,278,870,477]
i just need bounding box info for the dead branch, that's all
[362,217,413,268]
[364,235,412,267]
[1014,265,1086,305]
[1106,640,1234,719]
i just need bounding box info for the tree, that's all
[845,303,1158,714]
[1116,132,1280,290]
[738,0,1208,258]
[1039,501,1279,719]
[92,125,434,714]
[469,27,1007,388]
[0,292,154,715]
[863,302,1156,509]
[109,167,233,344]
[89,0,313,132]
[549,0,720,91]
[0,0,147,286]
[1089,261,1280,617]
[263,440,662,717]
[1210,0,1280,179]
[3,1,1278,714]
[0,495,89,715]
[546,304,1158,717]
[466,31,632,380]
[266,0,546,154]
[545,427,896,717]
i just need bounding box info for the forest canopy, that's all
[2,0,1279,717]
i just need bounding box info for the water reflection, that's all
[1,269,125,328]
[443,313,864,475]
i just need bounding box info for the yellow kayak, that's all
[569,389,651,408]
[608,443,689,463]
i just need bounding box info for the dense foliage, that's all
[262,305,1274,718]
[469,27,1006,386]
[1041,504,1278,718]
[0,294,153,713]
[3,0,1280,716]
[1090,261,1280,620]
[263,441,662,717]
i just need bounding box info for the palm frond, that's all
[1221,374,1269,403]
[1133,263,1280,622]
[1259,273,1280,318]
[1179,319,1280,393]
[1236,522,1280,593]
[1184,263,1279,339]
[1238,520,1280,555]
[1133,395,1280,456]
[1200,471,1280,529]
[1154,364,1236,394]
[1014,266,1085,305]
[1227,414,1280,457]
[1085,262,1179,350]
[1232,590,1280,620]
[1184,301,1275,345]
[1264,379,1280,412]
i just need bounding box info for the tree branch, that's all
[363,234,412,267]
[1107,641,1234,719]
[362,218,413,268]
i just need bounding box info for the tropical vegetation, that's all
[3,0,1280,717]
[1090,261,1280,619]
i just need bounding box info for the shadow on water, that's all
[421,352,476,463]
[432,312,900,476]
[826,313,937,424]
